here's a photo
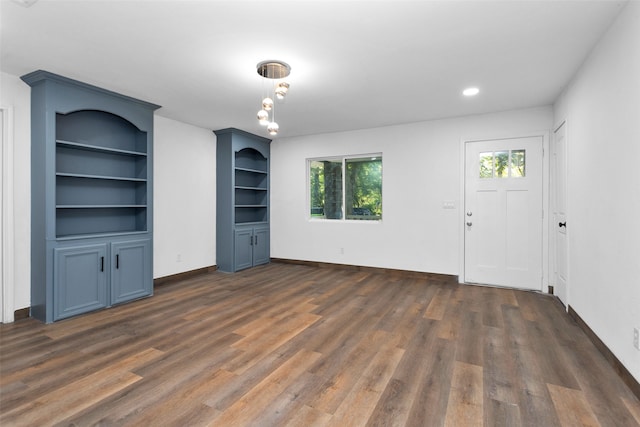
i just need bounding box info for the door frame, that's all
[1,106,15,323]
[550,119,569,307]
[458,130,550,291]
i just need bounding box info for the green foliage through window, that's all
[309,155,382,220]
[479,150,526,178]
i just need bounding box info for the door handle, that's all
[116,254,120,269]
[255,235,258,245]
[250,236,253,246]
[100,256,104,272]
[558,222,566,228]
[466,221,472,226]
[466,211,472,217]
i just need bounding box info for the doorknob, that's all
[558,222,566,228]
[466,211,472,217]
[466,221,472,226]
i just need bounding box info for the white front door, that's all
[464,137,543,290]
[553,123,568,305]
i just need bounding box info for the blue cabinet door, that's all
[253,227,270,266]
[112,239,152,304]
[234,228,253,271]
[54,244,108,321]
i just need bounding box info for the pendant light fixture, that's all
[256,60,290,136]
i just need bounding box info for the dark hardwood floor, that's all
[1,262,639,426]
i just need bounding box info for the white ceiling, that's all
[0,0,627,138]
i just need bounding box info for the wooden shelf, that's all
[56,172,147,182]
[56,139,147,157]
[56,230,148,241]
[235,185,267,191]
[235,166,267,174]
[57,205,147,209]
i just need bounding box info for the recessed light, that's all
[11,0,39,7]
[463,87,480,97]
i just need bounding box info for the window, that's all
[309,155,382,220]
[479,149,526,178]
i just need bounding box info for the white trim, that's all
[459,130,550,293]
[554,119,567,134]
[550,119,569,309]
[542,130,550,292]
[1,106,15,323]
[458,137,466,284]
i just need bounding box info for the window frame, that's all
[307,153,383,222]
[479,149,527,179]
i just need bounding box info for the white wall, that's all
[271,106,553,275]
[153,116,216,278]
[554,1,640,382]
[1,72,31,314]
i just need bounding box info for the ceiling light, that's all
[463,87,480,97]
[256,60,291,136]
[257,109,269,125]
[267,122,279,136]
[275,82,290,100]
[262,97,273,111]
[11,0,39,7]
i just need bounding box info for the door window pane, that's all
[479,149,526,178]
[495,151,509,178]
[479,152,493,178]
[510,149,526,177]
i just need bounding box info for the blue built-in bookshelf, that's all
[22,70,160,322]
[215,128,271,272]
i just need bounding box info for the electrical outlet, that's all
[634,328,639,351]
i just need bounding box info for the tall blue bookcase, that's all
[22,70,160,323]
[215,128,271,272]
